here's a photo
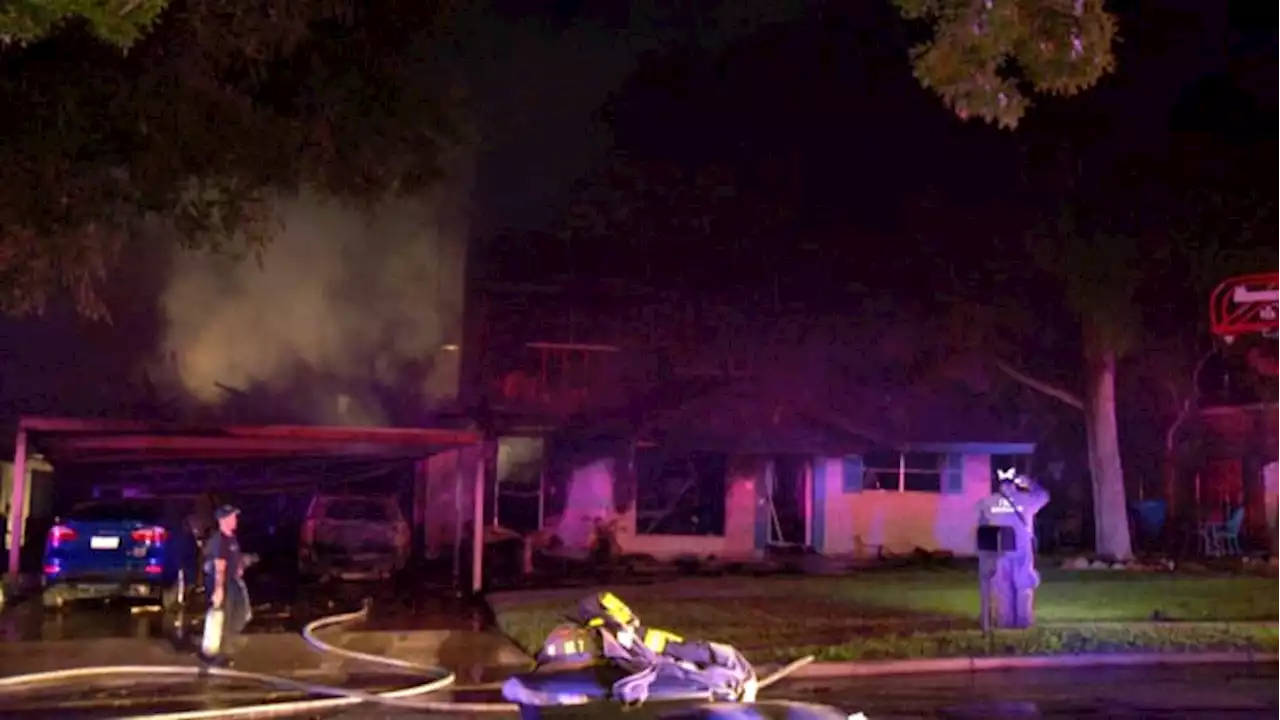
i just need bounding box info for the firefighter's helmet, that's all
[535,623,597,665]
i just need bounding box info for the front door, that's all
[766,456,810,548]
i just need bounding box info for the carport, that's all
[5,417,490,591]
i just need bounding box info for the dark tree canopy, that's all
[1,0,1122,317]
[0,0,468,318]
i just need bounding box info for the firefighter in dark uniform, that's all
[977,469,1050,629]
[200,505,255,665]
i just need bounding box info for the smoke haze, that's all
[159,182,468,423]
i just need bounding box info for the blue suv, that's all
[42,499,198,610]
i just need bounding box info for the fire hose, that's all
[0,603,815,719]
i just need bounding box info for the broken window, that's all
[634,449,727,536]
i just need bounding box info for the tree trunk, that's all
[1085,348,1134,560]
[1160,452,1179,544]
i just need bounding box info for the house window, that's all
[634,449,727,536]
[902,452,944,493]
[863,452,902,491]
[990,454,1033,492]
[861,451,943,493]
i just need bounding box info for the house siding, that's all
[819,454,994,557]
[549,453,761,560]
[419,446,481,558]
[2,458,55,557]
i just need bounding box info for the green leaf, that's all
[895,0,1119,129]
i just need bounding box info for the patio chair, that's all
[1197,518,1224,557]
[1206,506,1246,556]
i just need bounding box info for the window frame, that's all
[859,451,944,494]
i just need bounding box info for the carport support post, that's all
[536,466,546,529]
[491,465,500,528]
[452,457,463,589]
[471,445,487,593]
[8,429,28,578]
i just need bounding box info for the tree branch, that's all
[1164,348,1215,452]
[993,358,1085,411]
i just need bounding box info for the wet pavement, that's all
[319,662,1280,719]
[0,574,486,644]
[0,573,531,718]
[152,663,1254,720]
[3,568,1275,718]
[777,661,1279,719]
[0,578,298,643]
[0,672,431,719]
[2,660,1274,718]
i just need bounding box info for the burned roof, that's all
[623,379,877,455]
[628,374,1040,455]
[859,382,1046,447]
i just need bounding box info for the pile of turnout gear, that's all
[502,592,851,719]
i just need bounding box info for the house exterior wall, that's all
[817,454,995,557]
[2,458,54,556]
[548,453,760,560]
[546,450,1018,559]
[1264,461,1278,554]
[1191,404,1278,548]
[419,446,481,559]
[1199,458,1244,510]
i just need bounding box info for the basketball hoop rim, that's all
[1215,329,1280,347]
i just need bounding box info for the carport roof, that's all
[16,416,482,465]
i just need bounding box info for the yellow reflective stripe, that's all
[599,592,636,625]
[546,638,583,655]
[642,627,683,652]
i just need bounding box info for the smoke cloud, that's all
[158,180,469,423]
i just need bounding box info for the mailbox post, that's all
[976,524,1018,631]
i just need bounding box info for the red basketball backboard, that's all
[1209,272,1279,341]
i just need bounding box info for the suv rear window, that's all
[321,499,395,522]
[69,501,163,523]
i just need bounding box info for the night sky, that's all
[0,0,1274,423]
[476,0,1273,277]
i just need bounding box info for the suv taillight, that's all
[48,525,78,547]
[301,520,316,545]
[131,526,168,544]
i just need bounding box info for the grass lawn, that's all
[491,568,1279,663]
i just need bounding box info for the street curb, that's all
[787,651,1280,680]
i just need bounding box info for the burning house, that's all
[418,275,1043,563]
